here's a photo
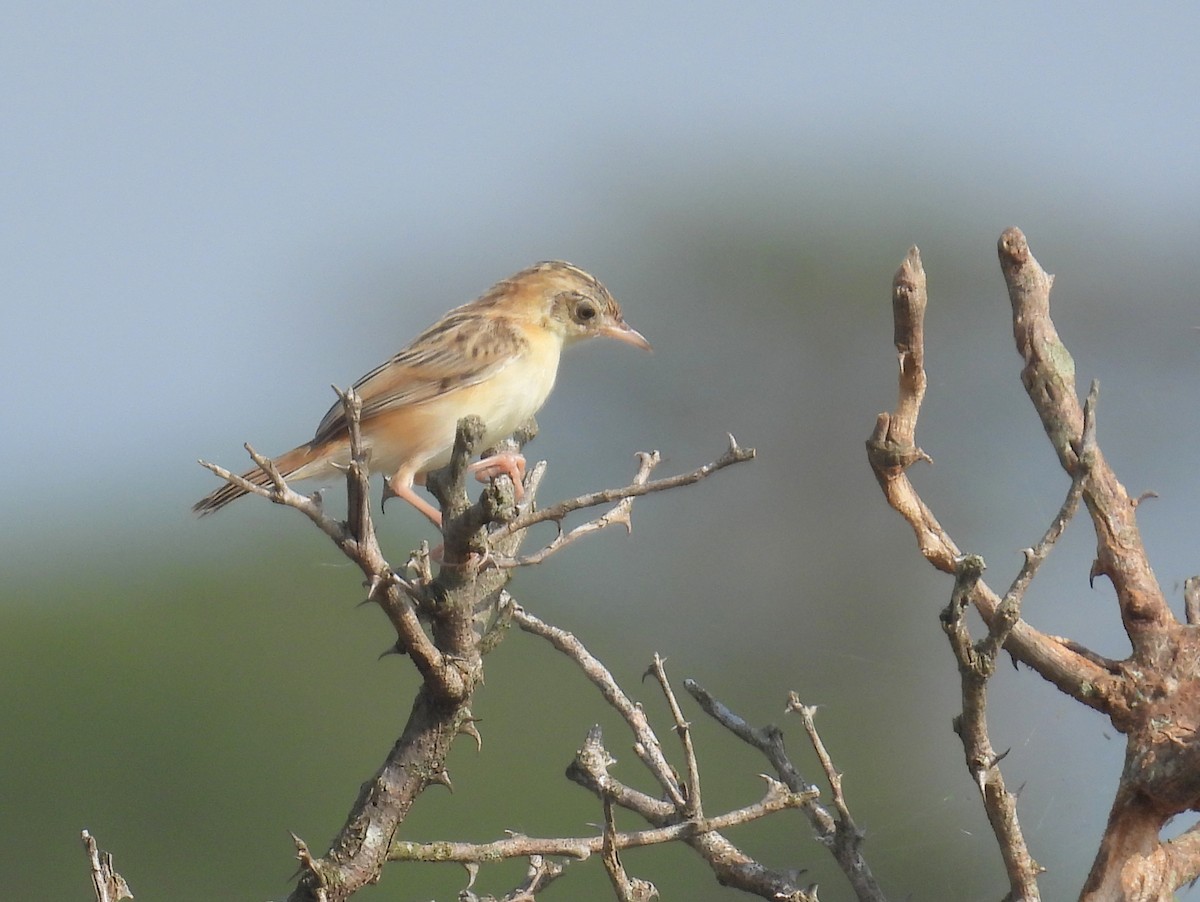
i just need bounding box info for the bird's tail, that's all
[193,443,326,516]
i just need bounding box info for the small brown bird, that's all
[194,261,650,527]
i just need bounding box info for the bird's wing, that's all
[311,309,529,445]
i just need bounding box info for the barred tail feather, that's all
[192,443,327,516]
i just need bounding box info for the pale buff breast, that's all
[357,323,564,479]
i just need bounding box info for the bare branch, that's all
[997,226,1172,634]
[785,696,857,842]
[686,681,886,902]
[490,435,755,542]
[82,831,133,902]
[201,389,449,686]
[511,603,688,808]
[998,380,1097,628]
[514,604,824,901]
[865,246,1123,714]
[392,780,814,867]
[493,451,660,567]
[942,555,1044,899]
[602,800,659,902]
[1161,822,1200,890]
[566,724,677,823]
[648,654,703,819]
[283,414,513,901]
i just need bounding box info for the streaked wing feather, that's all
[311,310,528,445]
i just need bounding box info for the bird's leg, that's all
[383,470,443,528]
[468,452,527,500]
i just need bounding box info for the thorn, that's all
[429,769,453,792]
[458,718,483,752]
[291,832,321,879]
[757,773,789,796]
[378,642,405,659]
[462,861,479,889]
[379,473,405,514]
[1132,490,1159,508]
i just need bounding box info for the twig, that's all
[492,451,661,567]
[942,555,1043,899]
[283,414,508,901]
[391,778,814,863]
[82,831,133,902]
[938,386,1097,899]
[511,603,688,808]
[997,227,1171,633]
[999,381,1097,625]
[490,435,755,542]
[935,380,1098,899]
[648,654,703,819]
[602,799,659,902]
[513,604,820,901]
[686,681,886,902]
[201,389,447,687]
[786,696,857,843]
[870,233,1200,900]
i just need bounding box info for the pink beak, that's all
[602,321,652,351]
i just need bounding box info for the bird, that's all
[194,261,650,528]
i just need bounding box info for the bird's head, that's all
[502,260,651,351]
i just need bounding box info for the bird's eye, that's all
[573,297,598,322]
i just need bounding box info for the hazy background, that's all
[3,4,1199,900]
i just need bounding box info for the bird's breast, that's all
[473,329,562,439]
[366,329,564,478]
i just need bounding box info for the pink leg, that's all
[384,469,443,528]
[468,452,527,500]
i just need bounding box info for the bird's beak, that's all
[602,321,652,351]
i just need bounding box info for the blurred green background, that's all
[4,4,1200,900]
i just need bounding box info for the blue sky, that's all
[4,5,1197,527]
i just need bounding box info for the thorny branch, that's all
[511,603,884,902]
[458,857,568,902]
[602,800,660,902]
[943,554,1044,900]
[865,247,1120,713]
[687,683,886,902]
[491,434,755,544]
[195,388,758,900]
[492,449,661,567]
[391,782,812,864]
[867,231,1200,900]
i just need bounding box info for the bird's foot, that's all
[469,452,527,500]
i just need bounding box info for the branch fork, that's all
[194,387,757,900]
[867,231,1200,900]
